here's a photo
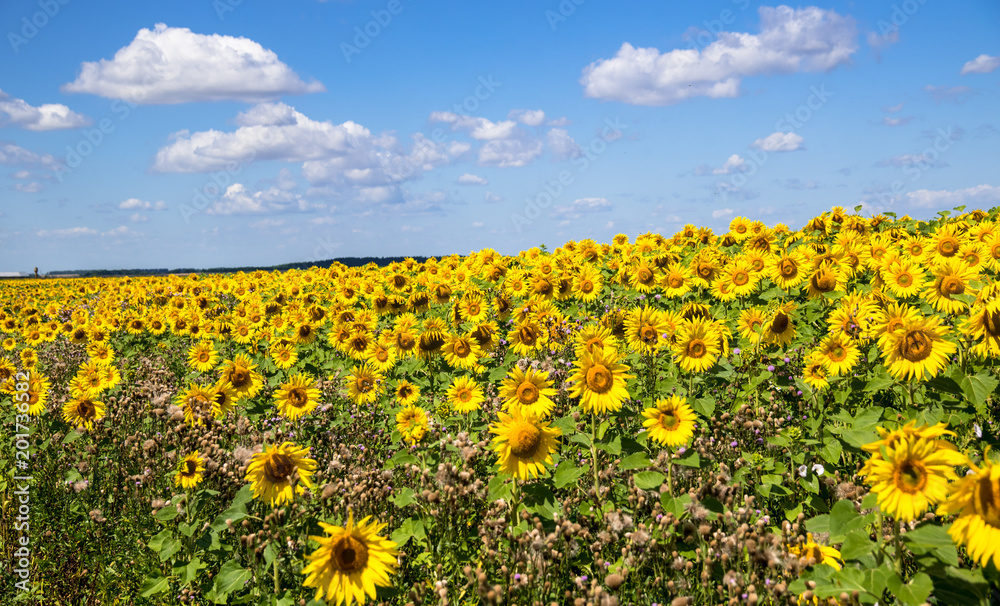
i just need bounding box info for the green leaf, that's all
[960,372,999,410]
[148,529,173,552]
[263,543,278,567]
[553,462,585,489]
[674,449,701,468]
[62,429,83,444]
[177,557,205,586]
[900,522,959,567]
[660,494,691,518]
[158,536,182,561]
[840,532,876,561]
[139,574,170,597]
[487,474,514,503]
[886,571,933,606]
[213,559,252,598]
[619,452,651,470]
[385,451,417,469]
[391,487,416,508]
[210,485,253,532]
[692,397,715,418]
[633,471,665,490]
[523,483,560,520]
[820,436,843,466]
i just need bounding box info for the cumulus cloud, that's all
[130,213,148,222]
[478,138,544,168]
[456,173,488,185]
[429,112,520,140]
[885,102,905,113]
[0,141,57,166]
[484,191,503,203]
[13,182,43,193]
[119,198,167,210]
[546,128,582,161]
[36,226,98,237]
[508,109,546,126]
[0,90,91,131]
[713,154,746,175]
[63,23,324,104]
[102,225,141,238]
[552,197,612,224]
[205,183,319,215]
[712,208,734,218]
[580,6,856,105]
[751,131,804,152]
[961,54,1000,75]
[905,184,1000,208]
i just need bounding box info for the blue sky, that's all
[0,0,998,271]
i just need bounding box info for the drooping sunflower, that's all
[624,306,669,354]
[245,442,317,507]
[416,318,448,360]
[882,314,957,381]
[814,334,860,376]
[446,376,485,414]
[805,263,845,299]
[937,451,1000,570]
[788,533,842,570]
[490,408,562,480]
[393,379,420,407]
[219,353,264,400]
[62,393,106,430]
[301,510,399,606]
[568,347,632,414]
[187,340,219,373]
[641,395,697,448]
[507,320,546,356]
[346,363,383,405]
[275,373,321,420]
[762,303,797,347]
[673,318,722,374]
[396,404,429,446]
[442,333,484,372]
[174,451,206,489]
[499,366,557,418]
[861,435,967,521]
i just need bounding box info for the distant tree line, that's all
[45,256,434,278]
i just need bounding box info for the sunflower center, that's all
[198,351,211,362]
[230,369,250,388]
[518,327,537,346]
[517,382,540,405]
[580,279,595,294]
[357,377,374,393]
[771,313,789,334]
[896,273,912,287]
[332,535,369,573]
[893,459,928,494]
[397,385,413,399]
[697,263,713,279]
[288,388,309,408]
[398,333,416,351]
[468,303,481,316]
[263,453,294,484]
[984,310,1000,337]
[419,333,445,351]
[456,388,472,403]
[640,325,658,344]
[899,329,932,363]
[939,277,965,296]
[686,339,706,358]
[638,268,653,284]
[454,341,471,357]
[184,460,198,476]
[375,348,389,363]
[585,364,613,394]
[78,399,95,418]
[668,274,684,289]
[508,422,542,457]
[811,271,836,293]
[975,475,1000,527]
[733,271,750,286]
[938,239,958,256]
[827,345,847,362]
[660,410,679,431]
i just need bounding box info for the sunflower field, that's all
[3,205,1000,606]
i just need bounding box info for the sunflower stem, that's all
[667,446,674,494]
[590,413,601,502]
[892,518,904,577]
[273,553,280,594]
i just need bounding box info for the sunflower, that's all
[442,333,483,372]
[729,216,752,241]
[275,373,321,420]
[396,404,429,445]
[641,395,697,447]
[737,308,768,344]
[470,321,500,353]
[568,347,633,414]
[673,318,722,373]
[219,354,265,400]
[802,353,829,391]
[364,339,397,373]
[245,442,317,507]
[720,256,761,296]
[62,393,106,430]
[499,366,557,418]
[211,381,239,418]
[814,334,860,376]
[72,361,107,398]
[861,435,966,521]
[930,224,965,260]
[574,324,617,358]
[882,260,926,299]
[271,342,299,370]
[624,306,669,354]
[86,341,115,366]
[788,533,842,570]
[446,376,485,414]
[174,451,206,489]
[964,303,1000,358]
[762,303,796,347]
[19,372,51,415]
[301,510,399,606]
[660,263,693,298]
[937,451,1000,570]
[573,264,604,302]
[0,357,15,390]
[629,261,659,293]
[416,318,448,360]
[393,379,420,407]
[19,348,38,369]
[187,340,219,373]
[176,383,218,425]
[346,363,382,405]
[882,314,957,381]
[805,263,845,299]
[506,320,545,356]
[490,408,561,480]
[924,258,978,315]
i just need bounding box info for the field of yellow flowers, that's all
[1,205,999,606]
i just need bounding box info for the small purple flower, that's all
[514,574,521,581]
[733,348,741,355]
[783,357,790,363]
[767,365,775,372]
[730,440,738,447]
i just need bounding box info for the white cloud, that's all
[712,208,734,218]
[205,183,318,215]
[13,182,43,193]
[472,221,484,228]
[552,197,612,221]
[961,54,1000,75]
[882,116,912,127]
[508,109,546,126]
[751,131,804,152]
[478,138,543,168]
[11,170,30,179]
[429,112,520,140]
[248,218,286,229]
[130,213,148,222]
[580,6,856,105]
[0,141,57,166]
[885,102,905,113]
[546,128,582,161]
[102,225,140,237]
[0,90,91,131]
[484,191,503,203]
[547,117,572,127]
[905,184,1000,208]
[63,23,324,104]
[456,173,488,185]
[119,198,167,210]
[713,154,746,175]
[875,154,946,168]
[310,216,337,225]
[36,226,98,237]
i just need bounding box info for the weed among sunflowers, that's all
[3,206,1000,605]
